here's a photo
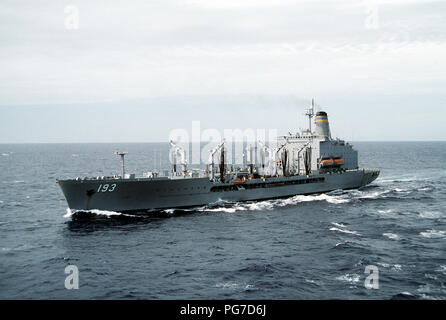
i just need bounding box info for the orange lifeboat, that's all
[320,157,344,168]
[320,158,334,167]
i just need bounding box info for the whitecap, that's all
[377,209,393,214]
[420,230,445,239]
[331,222,347,228]
[203,207,237,213]
[336,274,360,283]
[1,153,10,156]
[419,211,443,219]
[329,227,360,236]
[305,279,323,286]
[200,193,349,214]
[383,233,399,240]
[360,190,388,199]
[424,273,438,280]
[393,264,402,271]
[326,197,350,204]
[436,265,446,274]
[245,202,273,211]
[305,279,316,284]
[215,282,244,289]
[292,194,350,204]
[417,284,433,294]
[65,208,129,218]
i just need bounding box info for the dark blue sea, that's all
[1,142,445,300]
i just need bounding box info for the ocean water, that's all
[0,142,445,300]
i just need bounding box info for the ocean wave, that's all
[419,230,445,239]
[424,273,438,280]
[294,194,350,204]
[160,208,177,214]
[329,227,361,236]
[336,273,360,283]
[436,265,446,274]
[359,190,389,199]
[5,201,24,207]
[391,292,418,300]
[377,209,393,214]
[215,282,254,290]
[383,233,399,240]
[243,202,275,211]
[331,222,348,228]
[417,284,436,295]
[419,211,443,219]
[376,263,402,272]
[197,193,351,214]
[379,177,416,184]
[304,279,323,286]
[201,207,239,213]
[64,208,138,218]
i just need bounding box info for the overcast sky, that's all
[0,0,445,142]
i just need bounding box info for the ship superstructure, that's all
[57,101,379,213]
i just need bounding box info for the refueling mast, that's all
[207,140,225,181]
[170,141,188,177]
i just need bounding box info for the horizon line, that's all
[1,140,446,145]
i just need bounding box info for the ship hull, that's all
[57,169,379,213]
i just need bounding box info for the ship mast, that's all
[305,98,315,134]
[115,151,128,178]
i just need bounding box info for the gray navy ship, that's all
[57,101,380,213]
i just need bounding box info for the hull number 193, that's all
[97,184,117,193]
